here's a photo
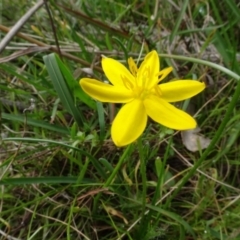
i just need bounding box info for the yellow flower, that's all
[80,50,205,147]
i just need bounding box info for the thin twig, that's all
[43,0,62,58]
[0,24,102,72]
[0,0,44,54]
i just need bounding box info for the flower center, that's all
[138,67,150,88]
[121,65,162,101]
[133,86,150,100]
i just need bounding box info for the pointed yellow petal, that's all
[102,57,135,87]
[137,50,159,87]
[148,67,173,90]
[111,99,147,146]
[144,95,196,130]
[80,78,133,103]
[157,67,173,83]
[160,81,205,102]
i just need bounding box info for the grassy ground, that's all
[1,0,240,239]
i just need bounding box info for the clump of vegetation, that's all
[1,1,240,239]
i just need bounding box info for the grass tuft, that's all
[1,0,240,239]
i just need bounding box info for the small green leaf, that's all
[43,53,85,126]
[2,113,69,134]
[55,55,96,110]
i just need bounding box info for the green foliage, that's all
[1,0,240,239]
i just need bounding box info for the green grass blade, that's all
[55,55,96,110]
[2,113,69,134]
[0,176,96,185]
[2,137,107,179]
[145,204,195,238]
[43,53,84,126]
[225,0,240,21]
[96,101,105,141]
[169,0,189,44]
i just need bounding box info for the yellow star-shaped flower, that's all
[80,50,205,147]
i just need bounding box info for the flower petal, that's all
[102,57,135,87]
[80,78,133,103]
[111,99,147,146]
[144,95,196,130]
[157,67,173,83]
[137,50,159,87]
[160,80,205,102]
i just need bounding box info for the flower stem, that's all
[137,138,147,216]
[137,137,148,238]
[104,144,132,187]
[159,53,240,81]
[92,144,132,213]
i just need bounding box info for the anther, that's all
[128,57,138,77]
[121,75,134,89]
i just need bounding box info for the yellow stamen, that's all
[157,67,173,82]
[128,57,138,77]
[121,75,134,90]
[138,66,150,88]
